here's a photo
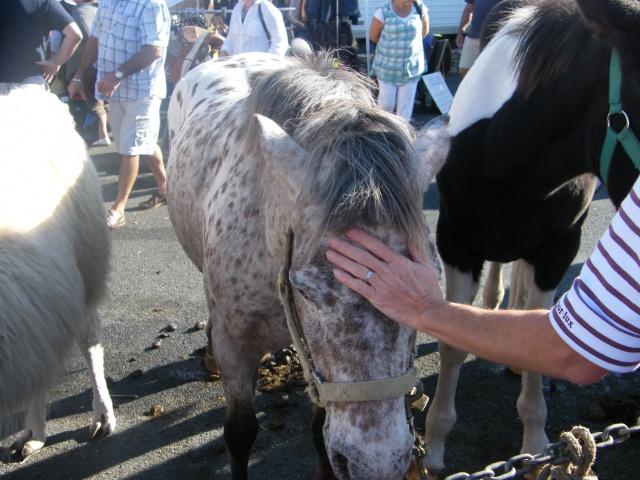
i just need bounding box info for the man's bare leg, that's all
[142,144,166,195]
[111,154,139,214]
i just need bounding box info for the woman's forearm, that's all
[422,301,607,385]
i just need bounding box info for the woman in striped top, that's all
[325,177,640,385]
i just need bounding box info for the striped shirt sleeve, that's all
[550,177,640,373]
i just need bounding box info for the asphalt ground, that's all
[2,73,640,480]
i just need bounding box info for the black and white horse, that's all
[426,0,640,474]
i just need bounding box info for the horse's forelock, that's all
[245,54,428,255]
[310,110,428,254]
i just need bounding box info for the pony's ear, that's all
[254,113,308,198]
[413,115,450,192]
[576,0,640,43]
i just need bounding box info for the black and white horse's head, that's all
[448,0,640,206]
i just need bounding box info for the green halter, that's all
[599,49,640,184]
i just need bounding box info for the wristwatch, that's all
[114,69,124,80]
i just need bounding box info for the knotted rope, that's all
[537,426,597,480]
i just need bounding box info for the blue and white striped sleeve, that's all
[140,0,170,48]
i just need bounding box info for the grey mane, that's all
[246,54,429,252]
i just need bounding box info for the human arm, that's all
[37,22,82,82]
[421,13,429,38]
[456,2,473,48]
[369,12,384,44]
[68,34,99,100]
[265,4,289,56]
[220,6,239,57]
[96,44,163,98]
[416,1,429,38]
[326,228,608,385]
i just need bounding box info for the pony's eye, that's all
[296,288,320,309]
[296,288,312,302]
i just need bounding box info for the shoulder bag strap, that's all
[258,3,272,42]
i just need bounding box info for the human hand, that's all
[67,80,86,100]
[36,59,60,83]
[326,228,444,331]
[456,32,464,49]
[97,72,120,98]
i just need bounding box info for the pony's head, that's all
[251,55,448,478]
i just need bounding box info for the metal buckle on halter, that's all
[607,110,630,133]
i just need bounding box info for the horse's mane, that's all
[246,53,429,254]
[507,0,610,98]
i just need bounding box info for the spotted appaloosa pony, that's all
[167,52,448,479]
[0,88,115,458]
[425,0,640,475]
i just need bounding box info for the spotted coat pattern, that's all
[167,52,448,479]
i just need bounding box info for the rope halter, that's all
[277,228,421,408]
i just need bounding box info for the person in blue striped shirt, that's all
[69,0,171,229]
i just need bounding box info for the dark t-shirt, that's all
[0,0,74,82]
[465,0,500,39]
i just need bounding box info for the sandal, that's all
[106,210,126,230]
[139,192,167,210]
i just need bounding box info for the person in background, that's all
[68,0,170,230]
[66,0,111,147]
[219,0,289,57]
[287,0,311,40]
[456,0,499,77]
[0,0,82,91]
[370,0,429,121]
[326,175,640,386]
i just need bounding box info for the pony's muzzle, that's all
[324,402,414,480]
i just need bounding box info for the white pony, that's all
[0,88,115,458]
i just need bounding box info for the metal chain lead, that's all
[441,422,640,480]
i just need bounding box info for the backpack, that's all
[310,20,359,70]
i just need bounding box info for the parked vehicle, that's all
[352,0,465,39]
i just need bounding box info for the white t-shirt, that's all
[221,0,289,57]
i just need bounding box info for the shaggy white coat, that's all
[0,88,115,457]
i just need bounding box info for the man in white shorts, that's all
[456,0,499,77]
[68,0,170,229]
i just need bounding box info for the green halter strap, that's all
[599,49,640,184]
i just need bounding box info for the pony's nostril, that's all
[331,450,350,477]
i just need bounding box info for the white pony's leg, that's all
[77,309,115,438]
[509,260,554,456]
[11,391,47,458]
[482,261,505,310]
[425,263,479,475]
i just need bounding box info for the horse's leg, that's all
[211,316,262,480]
[312,406,337,480]
[509,260,554,456]
[482,261,505,309]
[77,309,116,438]
[507,259,527,310]
[505,260,528,375]
[424,263,480,476]
[11,391,47,458]
[204,317,220,374]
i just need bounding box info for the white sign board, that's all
[422,72,454,114]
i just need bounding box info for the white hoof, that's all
[89,412,116,438]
